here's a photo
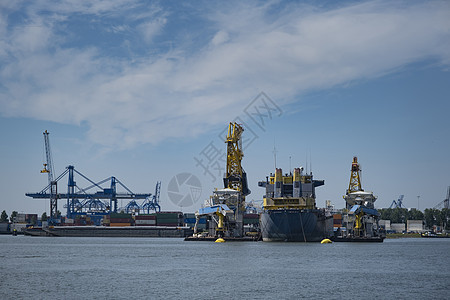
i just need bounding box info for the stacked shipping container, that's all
[333,214,342,228]
[108,213,133,227]
[135,215,156,226]
[155,212,183,227]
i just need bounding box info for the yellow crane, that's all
[217,122,250,237]
[194,122,250,240]
[224,122,250,199]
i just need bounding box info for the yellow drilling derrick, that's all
[347,156,363,194]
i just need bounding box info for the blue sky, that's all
[1,0,449,215]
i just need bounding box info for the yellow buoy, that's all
[321,238,332,244]
[215,238,225,243]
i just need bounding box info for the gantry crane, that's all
[27,165,152,224]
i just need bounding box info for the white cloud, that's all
[211,31,229,46]
[0,0,449,150]
[138,18,167,43]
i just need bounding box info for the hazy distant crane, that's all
[389,195,405,209]
[433,186,450,210]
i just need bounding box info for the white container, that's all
[135,219,156,225]
[391,223,406,233]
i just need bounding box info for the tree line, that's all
[378,208,449,230]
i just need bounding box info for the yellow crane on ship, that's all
[194,122,250,241]
[216,122,250,237]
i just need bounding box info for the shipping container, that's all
[0,223,9,234]
[184,218,207,225]
[110,218,133,223]
[243,218,259,225]
[156,212,183,219]
[244,213,259,219]
[15,214,26,223]
[156,222,178,227]
[407,220,424,232]
[109,223,131,227]
[391,223,406,233]
[333,214,342,219]
[135,215,156,220]
[184,218,196,224]
[135,220,156,225]
[110,213,133,219]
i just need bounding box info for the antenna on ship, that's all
[289,156,292,175]
[272,145,277,169]
[305,151,308,174]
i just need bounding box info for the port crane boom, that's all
[40,130,58,220]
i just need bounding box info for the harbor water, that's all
[1,236,449,299]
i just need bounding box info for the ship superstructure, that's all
[258,167,333,242]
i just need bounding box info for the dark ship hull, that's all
[260,209,333,242]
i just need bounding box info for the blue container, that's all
[184,218,206,224]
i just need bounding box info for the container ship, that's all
[258,167,333,242]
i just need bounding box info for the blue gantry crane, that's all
[26,165,154,223]
[27,131,161,224]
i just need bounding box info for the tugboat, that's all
[258,167,333,242]
[332,157,385,242]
